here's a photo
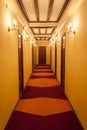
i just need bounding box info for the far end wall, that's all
[36,41,50,65]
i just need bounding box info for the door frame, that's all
[61,32,66,90]
[32,44,36,71]
[18,31,24,96]
[50,45,52,67]
[55,41,57,76]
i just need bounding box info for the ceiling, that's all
[16,0,70,41]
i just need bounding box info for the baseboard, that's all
[65,93,84,129]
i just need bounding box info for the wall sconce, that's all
[23,33,29,41]
[8,19,18,31]
[57,34,61,42]
[67,22,76,34]
[54,34,61,42]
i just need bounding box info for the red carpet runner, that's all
[5,65,83,130]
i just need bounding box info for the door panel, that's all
[18,33,24,96]
[39,47,46,64]
[50,46,52,67]
[55,42,57,76]
[61,33,66,90]
[32,45,35,71]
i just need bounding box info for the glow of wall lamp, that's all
[8,19,18,31]
[67,22,76,34]
[24,34,29,41]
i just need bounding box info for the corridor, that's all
[5,65,83,130]
[1,0,87,129]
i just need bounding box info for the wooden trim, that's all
[28,21,57,23]
[34,34,51,37]
[16,0,29,22]
[55,41,57,76]
[39,28,41,34]
[29,26,56,29]
[47,0,54,20]
[45,29,47,34]
[31,30,52,35]
[57,0,70,22]
[34,0,39,21]
[16,0,70,41]
[61,32,66,90]
[51,28,55,35]
[18,31,24,96]
[30,28,35,34]
[30,27,55,35]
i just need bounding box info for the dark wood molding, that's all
[39,28,41,34]
[28,21,57,23]
[16,0,70,41]
[16,0,30,22]
[45,29,47,34]
[61,32,66,90]
[30,27,55,36]
[18,31,24,96]
[30,26,56,29]
[51,28,55,35]
[57,0,70,22]
[34,0,39,21]
[34,33,51,36]
[30,28,35,34]
[47,0,54,21]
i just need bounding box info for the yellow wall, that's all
[0,1,19,130]
[23,37,32,87]
[0,1,33,130]
[36,41,50,65]
[55,0,87,129]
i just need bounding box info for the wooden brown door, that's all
[32,45,34,71]
[32,45,36,70]
[18,33,24,96]
[39,47,46,64]
[50,46,52,67]
[61,33,66,90]
[55,41,57,76]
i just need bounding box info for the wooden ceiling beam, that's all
[16,0,30,22]
[47,0,54,21]
[39,28,41,34]
[45,29,47,35]
[34,35,51,37]
[57,0,70,22]
[34,0,39,21]
[28,22,57,27]
[30,27,55,28]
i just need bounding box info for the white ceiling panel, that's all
[50,0,65,21]
[37,37,40,40]
[35,35,51,37]
[38,0,50,21]
[29,22,57,27]
[45,37,49,40]
[41,38,45,40]
[22,0,37,21]
[40,29,46,34]
[46,28,53,34]
[33,28,39,34]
